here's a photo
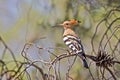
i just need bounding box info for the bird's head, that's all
[59,19,80,29]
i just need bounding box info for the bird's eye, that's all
[66,23,69,25]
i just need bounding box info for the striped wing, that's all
[63,35,85,55]
[63,35,88,68]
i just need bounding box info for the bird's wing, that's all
[63,35,84,54]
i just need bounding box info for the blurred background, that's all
[0,0,120,80]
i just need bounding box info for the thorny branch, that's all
[0,36,18,67]
[90,5,120,80]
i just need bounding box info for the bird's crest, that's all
[69,19,80,25]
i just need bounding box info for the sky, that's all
[0,0,55,58]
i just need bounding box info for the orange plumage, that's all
[69,19,80,25]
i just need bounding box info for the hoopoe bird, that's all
[59,19,89,68]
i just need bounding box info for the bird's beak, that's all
[52,23,63,28]
[59,23,64,26]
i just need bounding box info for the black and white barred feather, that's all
[63,34,89,68]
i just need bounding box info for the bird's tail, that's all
[78,53,89,69]
[82,59,89,68]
